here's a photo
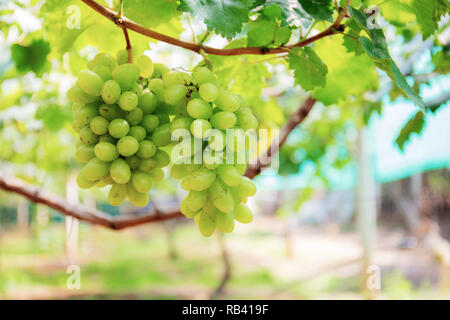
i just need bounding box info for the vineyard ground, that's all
[0,217,448,300]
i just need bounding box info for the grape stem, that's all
[117,0,132,63]
[80,0,347,56]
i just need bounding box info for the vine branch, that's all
[0,96,316,230]
[80,0,345,56]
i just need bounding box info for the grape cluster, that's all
[69,51,171,207]
[69,51,259,237]
[164,67,259,237]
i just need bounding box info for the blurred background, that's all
[0,0,449,299]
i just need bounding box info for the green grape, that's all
[155,112,170,125]
[102,174,115,185]
[199,83,218,102]
[152,63,170,78]
[117,136,139,157]
[236,163,247,175]
[174,100,189,117]
[110,158,131,184]
[190,167,216,191]
[108,183,127,206]
[211,111,236,130]
[90,116,109,135]
[186,163,201,174]
[92,65,112,82]
[112,63,140,91]
[77,70,104,96]
[127,182,149,207]
[236,111,258,130]
[171,116,192,134]
[208,130,226,151]
[187,98,212,119]
[198,211,216,237]
[215,90,240,112]
[95,179,109,188]
[140,114,159,133]
[73,121,85,133]
[234,203,253,223]
[108,118,129,138]
[164,84,188,105]
[136,140,157,158]
[77,171,96,189]
[99,103,123,121]
[170,163,189,179]
[118,91,138,111]
[125,155,141,169]
[186,190,207,212]
[135,54,153,78]
[139,90,157,114]
[101,80,121,104]
[238,176,256,196]
[203,149,222,170]
[180,198,200,218]
[82,158,109,181]
[193,67,217,85]
[163,70,192,86]
[131,83,143,96]
[190,119,212,139]
[203,199,216,215]
[138,158,158,172]
[217,165,241,186]
[128,126,147,141]
[125,107,143,125]
[216,211,235,233]
[99,133,117,144]
[154,149,170,168]
[209,180,234,214]
[79,127,98,144]
[67,85,98,104]
[75,144,95,163]
[181,176,192,191]
[150,168,164,182]
[235,94,246,109]
[151,123,171,147]
[116,49,129,65]
[75,102,99,126]
[89,53,117,71]
[94,142,119,162]
[131,170,153,193]
[148,78,166,99]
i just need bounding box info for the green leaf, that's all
[178,0,251,39]
[395,111,425,151]
[411,0,449,38]
[259,0,313,28]
[11,39,50,75]
[412,0,437,38]
[313,35,378,105]
[289,47,328,91]
[348,6,425,111]
[298,0,334,22]
[342,19,364,55]
[247,18,291,47]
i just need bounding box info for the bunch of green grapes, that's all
[68,51,171,207]
[160,66,259,237]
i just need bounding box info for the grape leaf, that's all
[288,47,328,91]
[348,6,425,111]
[178,0,251,39]
[11,39,50,75]
[342,18,364,56]
[35,104,72,132]
[247,18,291,47]
[411,0,450,39]
[313,35,378,105]
[395,111,425,150]
[257,0,313,28]
[298,0,333,22]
